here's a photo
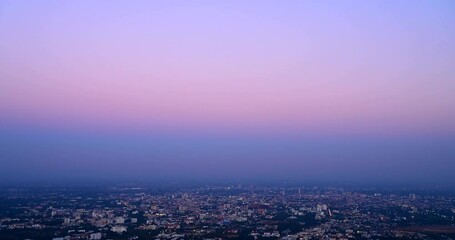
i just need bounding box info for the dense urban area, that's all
[0,184,454,240]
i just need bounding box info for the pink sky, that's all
[1,1,454,136]
[1,1,455,184]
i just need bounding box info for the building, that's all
[111,225,127,234]
[115,217,125,224]
[90,232,102,240]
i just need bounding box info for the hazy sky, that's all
[1,1,454,184]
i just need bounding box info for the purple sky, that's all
[1,1,454,184]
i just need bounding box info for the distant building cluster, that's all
[0,185,454,239]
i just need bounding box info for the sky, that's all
[0,0,454,185]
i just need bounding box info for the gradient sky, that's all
[1,1,454,184]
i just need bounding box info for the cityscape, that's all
[1,184,454,240]
[1,1,455,239]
